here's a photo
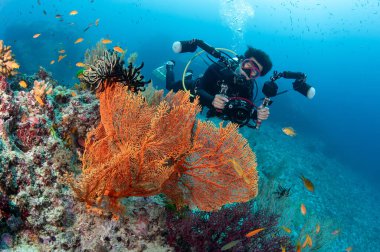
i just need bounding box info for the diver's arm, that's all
[196,64,219,107]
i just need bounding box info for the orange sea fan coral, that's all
[72,83,202,212]
[72,82,258,213]
[162,121,258,211]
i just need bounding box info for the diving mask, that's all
[241,59,261,79]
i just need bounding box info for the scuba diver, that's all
[161,39,315,128]
[195,46,272,123]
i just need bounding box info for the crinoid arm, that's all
[82,48,150,93]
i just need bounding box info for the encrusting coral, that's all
[32,79,53,106]
[0,40,19,77]
[71,58,258,213]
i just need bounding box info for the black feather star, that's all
[82,49,150,93]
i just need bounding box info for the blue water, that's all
[1,0,379,250]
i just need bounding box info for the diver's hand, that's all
[212,94,229,110]
[257,105,270,120]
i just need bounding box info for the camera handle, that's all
[255,97,271,129]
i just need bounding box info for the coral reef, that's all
[71,75,258,213]
[32,79,53,106]
[0,74,99,250]
[0,40,19,78]
[165,201,294,252]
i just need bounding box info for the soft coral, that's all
[165,201,294,252]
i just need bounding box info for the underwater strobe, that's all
[256,71,316,129]
[262,71,316,100]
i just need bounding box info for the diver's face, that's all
[240,57,263,80]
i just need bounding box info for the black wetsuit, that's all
[196,62,255,108]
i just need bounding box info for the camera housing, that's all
[223,98,255,126]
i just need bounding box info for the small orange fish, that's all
[245,227,265,238]
[300,203,306,215]
[33,33,41,38]
[101,39,112,44]
[282,127,296,137]
[316,224,320,233]
[69,10,78,15]
[300,175,314,192]
[50,60,55,65]
[76,62,86,67]
[221,239,242,251]
[58,54,67,62]
[113,46,124,53]
[71,91,77,97]
[332,229,340,235]
[229,159,251,185]
[346,246,353,252]
[281,226,291,233]
[74,38,84,44]
[95,18,100,26]
[58,49,65,54]
[19,80,27,88]
[296,241,301,252]
[302,234,312,248]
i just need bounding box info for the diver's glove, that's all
[256,105,270,121]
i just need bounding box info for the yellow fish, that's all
[113,46,124,53]
[302,234,312,248]
[281,226,291,233]
[282,127,296,137]
[58,49,65,54]
[50,60,55,65]
[76,62,86,67]
[316,224,320,233]
[58,54,67,62]
[101,39,112,44]
[245,227,265,238]
[281,245,286,252]
[300,203,306,216]
[95,18,100,26]
[221,239,242,251]
[300,175,314,192]
[229,159,251,185]
[33,33,41,38]
[69,10,78,15]
[74,38,84,44]
[19,80,27,88]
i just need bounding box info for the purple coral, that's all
[165,201,294,252]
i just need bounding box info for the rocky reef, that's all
[0,72,172,251]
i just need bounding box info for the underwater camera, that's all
[222,97,255,126]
